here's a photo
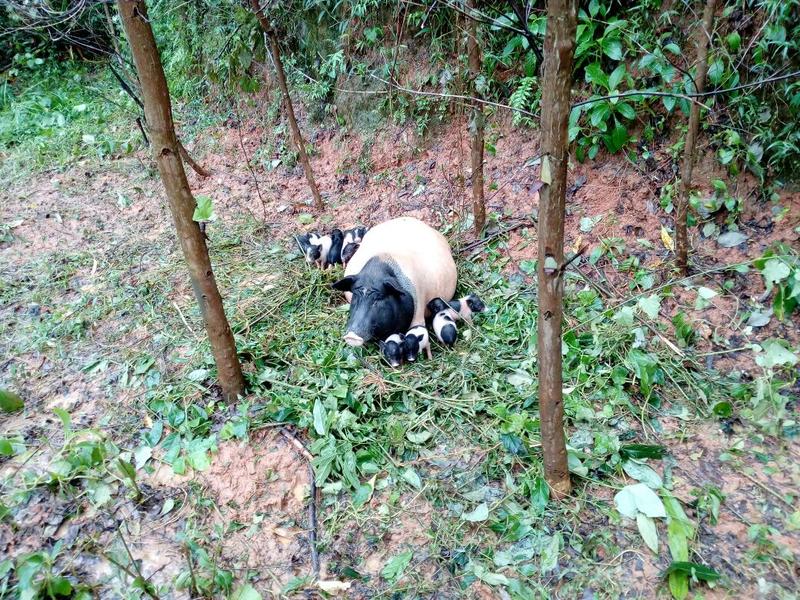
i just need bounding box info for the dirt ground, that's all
[1,111,799,598]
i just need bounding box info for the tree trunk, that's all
[117,0,244,402]
[251,0,324,211]
[467,0,486,237]
[676,0,716,274]
[536,0,578,497]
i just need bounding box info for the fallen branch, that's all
[279,427,320,577]
[460,216,534,257]
[178,140,211,178]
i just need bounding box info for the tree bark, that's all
[536,0,578,497]
[250,0,324,211]
[467,0,486,237]
[676,0,716,274]
[116,0,244,402]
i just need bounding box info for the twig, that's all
[460,216,534,257]
[231,96,269,221]
[737,469,794,508]
[279,428,319,577]
[116,527,161,600]
[172,301,199,341]
[178,140,211,178]
[109,63,144,111]
[184,545,200,598]
[101,552,160,600]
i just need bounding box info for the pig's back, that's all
[345,217,456,324]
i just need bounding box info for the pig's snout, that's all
[343,331,365,347]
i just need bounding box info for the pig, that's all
[448,293,486,323]
[341,226,367,262]
[405,325,432,360]
[427,297,458,348]
[332,217,456,346]
[379,333,405,368]
[340,241,360,266]
[402,332,420,363]
[296,232,322,265]
[326,228,344,268]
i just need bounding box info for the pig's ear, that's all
[382,279,405,296]
[332,275,356,291]
[378,340,386,350]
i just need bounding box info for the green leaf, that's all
[401,467,422,489]
[620,444,666,459]
[694,286,718,310]
[668,571,689,600]
[461,503,489,522]
[662,95,677,112]
[160,497,176,516]
[605,124,629,153]
[0,389,24,413]
[615,483,666,518]
[602,38,623,61]
[53,408,72,433]
[755,339,798,369]
[118,458,136,480]
[192,195,215,222]
[726,31,741,52]
[761,258,790,288]
[47,576,73,595]
[637,513,659,553]
[707,59,724,85]
[313,398,327,436]
[187,449,211,471]
[540,532,561,574]
[530,476,549,513]
[623,460,663,489]
[584,62,608,89]
[406,430,432,444]
[0,439,14,456]
[662,562,721,582]
[717,231,748,247]
[231,584,262,600]
[637,295,661,319]
[616,102,636,120]
[472,562,510,586]
[608,64,627,91]
[381,551,413,582]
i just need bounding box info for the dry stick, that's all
[102,552,161,600]
[279,428,320,578]
[250,0,324,210]
[177,140,211,178]
[135,116,149,145]
[117,527,161,600]
[676,0,716,275]
[231,96,269,222]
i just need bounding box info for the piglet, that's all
[405,325,432,360]
[341,226,368,266]
[448,293,486,323]
[309,229,344,269]
[296,232,322,265]
[402,332,420,363]
[427,297,458,348]
[379,333,405,368]
[326,228,344,268]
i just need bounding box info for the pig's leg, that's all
[425,344,432,360]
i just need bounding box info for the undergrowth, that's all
[3,215,797,597]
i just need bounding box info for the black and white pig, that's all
[405,325,432,360]
[448,293,486,323]
[427,297,458,348]
[296,232,323,265]
[379,333,405,368]
[331,217,456,346]
[341,226,367,266]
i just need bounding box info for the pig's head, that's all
[332,258,414,346]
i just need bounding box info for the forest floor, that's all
[1,106,799,599]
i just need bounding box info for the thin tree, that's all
[467,0,486,236]
[250,0,324,211]
[675,0,716,274]
[116,0,245,401]
[536,0,578,496]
